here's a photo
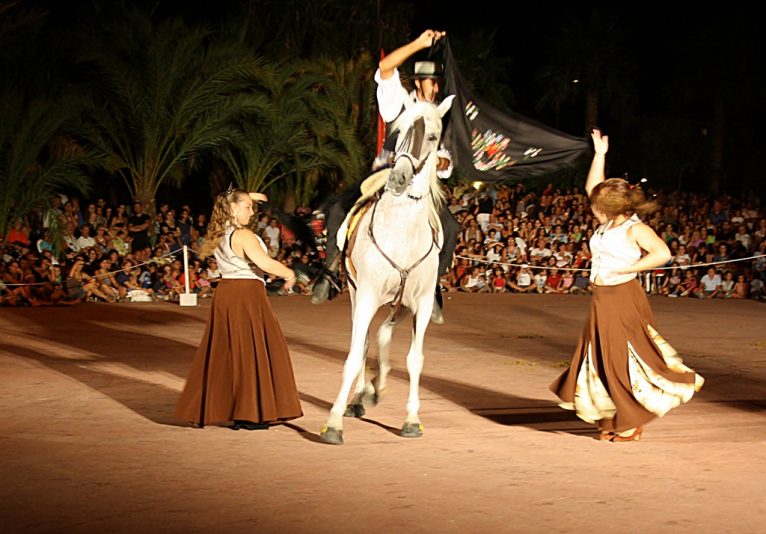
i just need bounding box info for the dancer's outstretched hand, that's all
[591,129,609,156]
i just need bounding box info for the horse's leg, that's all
[321,298,377,445]
[345,333,371,418]
[401,295,433,438]
[367,312,395,407]
[342,284,370,418]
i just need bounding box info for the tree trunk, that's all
[134,184,157,238]
[282,188,296,214]
[709,94,725,195]
[584,88,599,136]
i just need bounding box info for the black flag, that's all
[440,39,589,182]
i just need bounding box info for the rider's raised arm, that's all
[376,30,445,123]
[378,30,445,80]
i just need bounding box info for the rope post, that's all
[179,245,198,307]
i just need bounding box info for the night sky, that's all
[38,1,763,125]
[410,3,759,115]
[20,1,766,197]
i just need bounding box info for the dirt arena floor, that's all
[1,292,765,533]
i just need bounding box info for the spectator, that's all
[5,219,31,246]
[679,270,699,298]
[110,204,129,232]
[262,218,282,255]
[177,208,193,246]
[93,225,110,252]
[75,224,96,252]
[569,270,590,294]
[697,267,722,299]
[533,268,547,293]
[674,244,691,266]
[663,266,683,297]
[718,270,735,298]
[553,242,573,268]
[557,269,575,294]
[732,274,749,299]
[734,225,752,251]
[194,213,207,245]
[491,267,507,293]
[460,266,489,292]
[713,243,729,263]
[529,238,552,264]
[128,201,151,251]
[544,267,563,294]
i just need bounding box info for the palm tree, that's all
[535,10,638,135]
[76,7,271,214]
[0,85,91,239]
[0,1,91,240]
[221,54,372,209]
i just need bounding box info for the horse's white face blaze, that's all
[387,102,444,197]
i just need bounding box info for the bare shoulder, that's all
[627,222,656,237]
[628,221,667,250]
[230,227,261,251]
[231,227,257,242]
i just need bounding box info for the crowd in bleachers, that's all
[1,182,765,306]
[440,183,765,300]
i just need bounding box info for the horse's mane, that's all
[426,152,446,230]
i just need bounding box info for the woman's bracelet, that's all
[593,154,606,159]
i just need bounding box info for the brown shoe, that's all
[611,426,643,442]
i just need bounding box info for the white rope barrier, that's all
[1,248,184,288]
[454,253,766,272]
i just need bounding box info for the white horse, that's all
[320,95,454,445]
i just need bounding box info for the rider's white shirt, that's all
[374,67,452,179]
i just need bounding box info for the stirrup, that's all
[430,297,445,324]
[311,277,331,304]
[311,269,341,304]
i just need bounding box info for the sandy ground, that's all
[1,292,765,533]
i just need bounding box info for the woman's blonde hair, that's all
[589,178,659,219]
[198,188,250,258]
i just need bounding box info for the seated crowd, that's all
[440,183,765,300]
[1,182,765,306]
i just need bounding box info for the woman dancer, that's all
[176,188,302,430]
[550,130,703,442]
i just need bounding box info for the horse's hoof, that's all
[344,403,365,418]
[320,425,344,445]
[363,392,379,407]
[400,422,423,438]
[363,387,384,406]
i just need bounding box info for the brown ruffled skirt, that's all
[550,279,703,433]
[175,279,303,426]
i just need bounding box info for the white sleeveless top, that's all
[214,225,266,282]
[589,214,642,286]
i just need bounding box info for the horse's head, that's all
[386,96,454,198]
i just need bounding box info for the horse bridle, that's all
[390,116,431,198]
[365,192,438,321]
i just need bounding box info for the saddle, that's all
[338,168,391,281]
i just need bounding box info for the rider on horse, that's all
[311,29,460,324]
